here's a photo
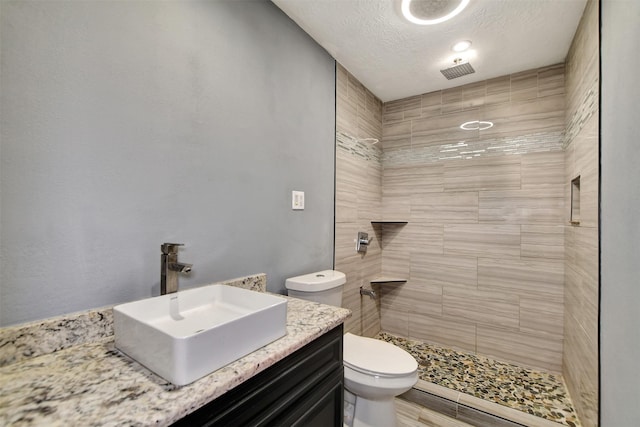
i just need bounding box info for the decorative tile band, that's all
[336,131,382,163]
[382,130,565,166]
[564,78,599,148]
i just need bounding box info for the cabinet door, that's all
[272,368,344,427]
[172,325,343,427]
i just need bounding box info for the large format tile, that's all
[537,63,565,98]
[408,312,477,353]
[519,297,564,337]
[382,120,412,149]
[521,151,566,189]
[411,253,477,289]
[478,257,564,298]
[444,224,521,258]
[477,326,563,372]
[383,163,444,196]
[412,111,477,149]
[511,69,538,101]
[479,189,564,224]
[521,225,565,259]
[411,192,479,223]
[443,288,519,330]
[380,280,443,316]
[481,95,565,140]
[443,156,521,192]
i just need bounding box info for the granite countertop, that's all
[0,274,351,427]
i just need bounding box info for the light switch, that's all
[292,191,305,210]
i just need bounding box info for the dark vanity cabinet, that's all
[172,324,344,427]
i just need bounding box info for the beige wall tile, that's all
[477,326,563,372]
[383,163,444,196]
[521,151,565,189]
[519,297,564,337]
[538,63,565,98]
[478,257,564,298]
[511,69,538,101]
[485,75,511,105]
[381,306,409,336]
[405,223,444,255]
[381,195,411,221]
[337,93,358,136]
[383,120,412,149]
[478,189,564,224]
[563,310,598,427]
[421,91,442,118]
[409,312,477,353]
[382,247,411,278]
[562,7,599,422]
[461,81,486,111]
[443,156,521,192]
[411,253,477,289]
[481,95,565,140]
[412,111,477,149]
[441,87,463,114]
[361,295,381,338]
[380,280,443,316]
[521,225,564,259]
[443,287,519,329]
[336,187,358,223]
[335,65,384,339]
[411,192,479,223]
[444,224,521,258]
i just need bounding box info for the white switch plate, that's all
[292,191,304,210]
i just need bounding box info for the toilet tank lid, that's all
[285,270,346,292]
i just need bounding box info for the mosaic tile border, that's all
[564,78,599,149]
[382,131,564,166]
[336,131,382,163]
[377,332,581,427]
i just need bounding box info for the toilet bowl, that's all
[285,270,418,427]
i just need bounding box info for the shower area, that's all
[334,1,598,426]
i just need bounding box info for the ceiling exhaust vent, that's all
[440,58,475,80]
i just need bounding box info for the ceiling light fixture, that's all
[401,0,471,26]
[460,120,494,131]
[452,40,472,52]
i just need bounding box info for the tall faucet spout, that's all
[161,243,193,295]
[169,262,193,274]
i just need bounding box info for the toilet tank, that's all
[285,270,346,307]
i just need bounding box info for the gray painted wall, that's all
[0,0,336,325]
[601,0,640,424]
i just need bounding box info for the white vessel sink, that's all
[113,284,287,386]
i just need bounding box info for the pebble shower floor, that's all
[377,332,581,427]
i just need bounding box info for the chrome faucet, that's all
[161,243,193,295]
[359,286,376,299]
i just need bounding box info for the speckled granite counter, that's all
[0,274,351,427]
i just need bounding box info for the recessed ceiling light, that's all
[452,40,472,52]
[460,120,494,131]
[401,0,470,26]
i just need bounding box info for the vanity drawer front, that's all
[172,324,344,427]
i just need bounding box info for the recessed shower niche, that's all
[571,175,581,225]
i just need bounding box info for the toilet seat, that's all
[343,333,417,377]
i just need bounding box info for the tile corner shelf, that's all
[370,221,408,225]
[370,277,407,284]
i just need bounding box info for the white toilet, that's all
[285,270,418,427]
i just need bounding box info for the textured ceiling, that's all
[272,0,587,102]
